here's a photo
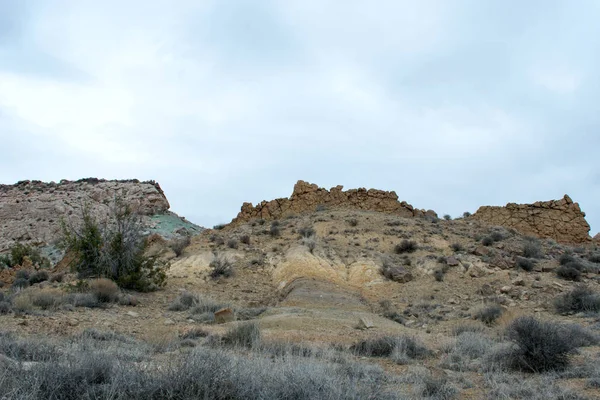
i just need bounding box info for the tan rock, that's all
[472,195,591,243]
[231,180,435,224]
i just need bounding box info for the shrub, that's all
[394,240,417,254]
[302,237,316,253]
[49,272,65,283]
[443,215,452,221]
[11,278,29,289]
[516,257,535,272]
[347,218,359,227]
[505,316,579,372]
[221,322,261,348]
[588,253,600,263]
[463,212,472,218]
[65,293,102,308]
[489,231,504,242]
[382,310,405,324]
[523,241,543,259]
[474,304,503,326]
[239,235,250,245]
[170,236,191,257]
[298,226,315,238]
[226,239,238,249]
[434,269,445,282]
[450,243,464,252]
[168,292,198,311]
[554,286,600,314]
[15,270,30,280]
[481,236,494,246]
[556,265,581,281]
[351,336,430,361]
[269,224,280,237]
[0,254,11,268]
[32,290,63,310]
[559,253,576,265]
[28,271,49,285]
[213,223,226,230]
[0,301,11,314]
[89,278,119,303]
[209,254,234,279]
[61,199,168,291]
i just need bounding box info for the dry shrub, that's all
[89,278,119,303]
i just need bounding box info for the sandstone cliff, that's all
[471,195,591,243]
[231,180,436,224]
[0,178,197,252]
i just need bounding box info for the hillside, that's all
[0,180,599,399]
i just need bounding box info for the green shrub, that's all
[559,253,576,265]
[298,226,315,238]
[0,301,11,314]
[516,257,535,272]
[61,200,168,291]
[523,241,543,259]
[28,271,49,285]
[89,278,119,303]
[481,236,494,246]
[239,235,251,245]
[209,254,234,279]
[556,265,581,281]
[474,304,503,326]
[226,239,238,249]
[221,322,261,348]
[11,278,29,289]
[443,215,452,221]
[169,236,191,257]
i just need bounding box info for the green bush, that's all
[61,200,168,291]
[394,240,417,254]
[474,305,504,325]
[554,286,600,314]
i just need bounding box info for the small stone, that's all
[446,256,459,266]
[357,316,375,330]
[127,311,139,318]
[500,286,512,294]
[214,308,235,324]
[164,319,175,326]
[511,278,525,286]
[531,281,544,289]
[447,298,460,305]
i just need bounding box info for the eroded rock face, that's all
[232,180,436,224]
[472,195,591,243]
[0,179,170,252]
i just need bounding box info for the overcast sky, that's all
[0,1,598,235]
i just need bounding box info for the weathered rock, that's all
[231,180,435,224]
[446,256,459,267]
[593,233,600,243]
[383,266,414,283]
[357,316,375,329]
[0,179,201,252]
[472,195,591,243]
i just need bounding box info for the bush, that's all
[239,235,251,245]
[556,265,581,281]
[463,212,472,218]
[351,336,430,361]
[221,322,261,348]
[394,240,417,254]
[523,241,543,259]
[0,301,11,314]
[66,293,102,308]
[434,269,445,282]
[168,292,198,311]
[347,218,359,227]
[450,243,464,252]
[49,273,65,283]
[32,290,63,309]
[213,223,226,230]
[0,254,11,268]
[170,236,191,257]
[11,278,29,289]
[15,270,30,280]
[227,239,238,249]
[489,231,504,242]
[516,257,535,272]
[443,215,452,221]
[481,236,494,246]
[89,278,119,303]
[269,223,281,237]
[28,271,49,285]
[302,237,316,253]
[559,253,576,265]
[61,199,168,291]
[588,253,600,263]
[554,286,600,314]
[209,254,234,279]
[474,304,503,326]
[298,226,315,238]
[505,316,579,372]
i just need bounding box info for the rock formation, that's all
[471,195,591,243]
[0,178,196,252]
[231,180,436,224]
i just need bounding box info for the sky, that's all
[0,0,599,235]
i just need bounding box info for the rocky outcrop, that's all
[593,233,600,243]
[232,180,436,224]
[472,195,591,243]
[0,179,174,252]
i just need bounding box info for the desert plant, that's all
[239,235,251,245]
[170,236,191,257]
[505,316,580,372]
[302,237,317,253]
[298,226,315,238]
[209,254,234,279]
[0,301,11,314]
[213,223,226,230]
[168,292,198,311]
[49,272,65,283]
[0,253,12,268]
[474,304,504,326]
[28,270,49,285]
[481,236,494,246]
[394,240,417,254]
[269,223,281,237]
[463,211,472,218]
[559,253,576,265]
[443,215,452,221]
[61,199,168,291]
[556,265,581,281]
[351,336,430,361]
[31,289,63,309]
[523,241,543,259]
[450,243,464,252]
[11,278,29,289]
[588,253,600,263]
[433,269,445,282]
[221,322,261,348]
[15,270,30,280]
[515,257,535,272]
[89,278,119,303]
[554,286,600,314]
[347,218,359,227]
[227,239,238,249]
